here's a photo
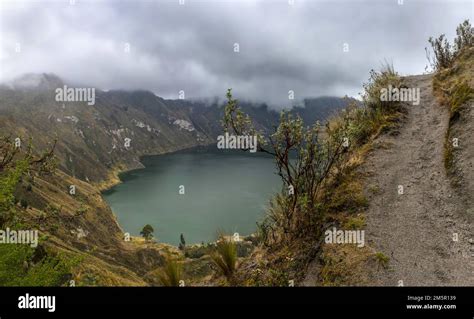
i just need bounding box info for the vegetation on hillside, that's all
[222,61,404,285]
[427,20,474,175]
[0,136,78,286]
[211,235,238,284]
[140,224,154,241]
[158,254,183,287]
[427,20,473,71]
[223,88,352,246]
[3,21,470,288]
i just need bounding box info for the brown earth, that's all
[363,74,472,286]
[303,74,473,286]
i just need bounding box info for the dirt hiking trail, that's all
[363,74,472,286]
[304,74,473,286]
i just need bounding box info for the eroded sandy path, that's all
[302,74,472,286]
[363,74,472,286]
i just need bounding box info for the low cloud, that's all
[0,0,470,107]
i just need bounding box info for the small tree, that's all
[19,199,28,209]
[178,233,186,251]
[427,34,454,70]
[426,19,473,70]
[140,224,154,241]
[454,20,473,53]
[223,89,350,243]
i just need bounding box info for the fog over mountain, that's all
[0,0,470,107]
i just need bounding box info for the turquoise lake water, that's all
[102,147,280,245]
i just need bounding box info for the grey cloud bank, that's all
[0,0,471,107]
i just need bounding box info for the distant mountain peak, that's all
[6,73,64,90]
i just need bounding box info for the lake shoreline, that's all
[96,143,216,193]
[101,145,279,245]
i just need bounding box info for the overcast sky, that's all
[0,0,471,107]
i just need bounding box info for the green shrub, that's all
[158,255,183,287]
[362,63,402,113]
[222,62,401,249]
[427,19,473,70]
[428,34,455,70]
[211,235,237,281]
[0,159,29,216]
[454,20,474,52]
[449,80,474,118]
[0,244,75,286]
[184,245,209,259]
[19,199,28,209]
[374,252,389,269]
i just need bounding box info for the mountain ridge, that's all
[0,73,354,185]
[0,73,355,285]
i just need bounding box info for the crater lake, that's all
[102,146,280,245]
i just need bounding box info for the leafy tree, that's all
[140,224,154,241]
[223,89,351,243]
[223,58,404,246]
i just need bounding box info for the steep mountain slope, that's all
[0,74,353,187]
[1,75,217,185]
[0,73,353,285]
[0,74,279,285]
